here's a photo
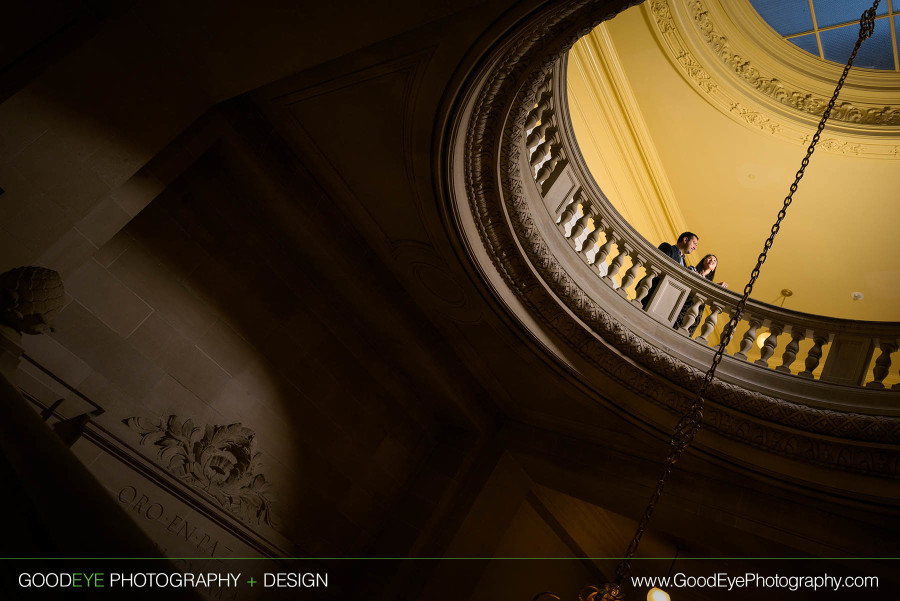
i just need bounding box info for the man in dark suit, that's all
[639,231,698,308]
[658,231,698,267]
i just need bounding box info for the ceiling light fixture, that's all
[645,547,680,601]
[757,289,793,347]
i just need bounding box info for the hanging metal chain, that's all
[603,2,881,598]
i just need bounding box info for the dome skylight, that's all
[749,0,899,70]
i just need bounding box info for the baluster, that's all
[524,81,552,133]
[695,303,723,345]
[577,207,602,253]
[568,196,592,241]
[775,328,804,373]
[536,142,563,187]
[525,111,554,148]
[755,323,783,367]
[591,227,617,275]
[734,317,762,360]
[678,294,707,336]
[585,216,610,261]
[601,242,629,288]
[798,331,829,379]
[557,197,578,226]
[632,265,660,307]
[617,252,645,298]
[866,339,898,389]
[531,128,557,168]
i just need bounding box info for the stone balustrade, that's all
[453,5,900,487]
[523,64,900,393]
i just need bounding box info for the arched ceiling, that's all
[567,0,900,320]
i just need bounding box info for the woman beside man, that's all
[679,253,728,334]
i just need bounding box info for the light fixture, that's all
[646,547,680,601]
[756,289,792,347]
[646,588,670,601]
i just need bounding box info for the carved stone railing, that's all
[449,0,900,496]
[528,59,900,395]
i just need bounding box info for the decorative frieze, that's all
[124,415,278,528]
[646,0,900,158]
[682,0,900,126]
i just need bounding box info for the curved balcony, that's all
[445,2,900,496]
[537,57,900,402]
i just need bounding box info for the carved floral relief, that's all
[124,415,278,528]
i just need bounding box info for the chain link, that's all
[609,1,880,594]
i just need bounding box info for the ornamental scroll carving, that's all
[459,0,900,479]
[124,415,279,528]
[682,0,900,127]
[647,0,900,158]
[675,51,716,93]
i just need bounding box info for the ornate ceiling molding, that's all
[687,0,900,126]
[647,0,900,158]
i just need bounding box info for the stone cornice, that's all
[454,0,900,481]
[646,0,900,158]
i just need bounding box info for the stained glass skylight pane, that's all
[812,0,889,29]
[750,0,898,71]
[749,0,813,35]
[819,25,858,65]
[820,22,894,69]
[851,20,896,69]
[788,33,820,56]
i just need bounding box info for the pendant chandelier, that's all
[546,1,882,600]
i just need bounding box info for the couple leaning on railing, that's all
[640,231,728,334]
